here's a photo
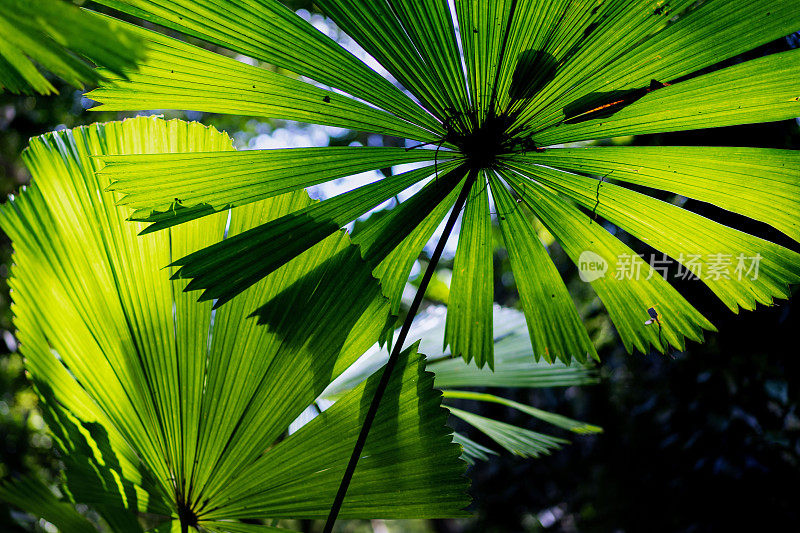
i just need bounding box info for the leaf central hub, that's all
[177,499,199,530]
[449,114,515,171]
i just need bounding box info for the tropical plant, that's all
[0,116,469,532]
[83,1,800,367]
[4,0,800,530]
[0,0,145,94]
[72,1,800,526]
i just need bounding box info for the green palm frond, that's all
[0,0,145,94]
[448,408,570,459]
[0,476,97,533]
[318,306,600,464]
[85,0,800,368]
[0,116,469,531]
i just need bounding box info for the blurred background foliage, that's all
[1,3,799,531]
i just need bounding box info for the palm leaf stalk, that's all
[323,169,476,531]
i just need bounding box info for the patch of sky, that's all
[295,8,425,107]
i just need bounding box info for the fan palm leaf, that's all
[0,116,469,531]
[0,0,145,94]
[83,0,800,368]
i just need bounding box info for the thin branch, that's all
[323,171,478,533]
